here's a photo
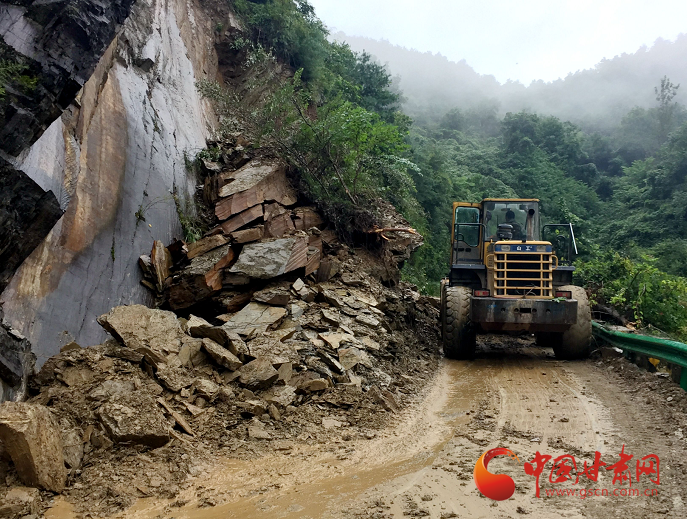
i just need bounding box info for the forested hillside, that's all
[337,32,687,131]
[197,1,687,340]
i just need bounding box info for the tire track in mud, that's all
[46,335,687,519]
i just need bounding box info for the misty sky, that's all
[308,0,687,85]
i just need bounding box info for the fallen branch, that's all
[368,227,419,235]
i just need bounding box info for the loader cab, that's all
[450,199,542,264]
[449,198,579,290]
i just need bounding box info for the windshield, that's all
[484,201,539,241]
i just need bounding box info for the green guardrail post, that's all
[681,368,687,392]
[592,321,687,392]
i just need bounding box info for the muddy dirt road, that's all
[47,336,687,519]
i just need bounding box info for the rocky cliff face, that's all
[0,158,62,295]
[1,0,224,362]
[0,0,136,155]
[0,305,35,402]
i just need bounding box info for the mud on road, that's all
[47,335,687,519]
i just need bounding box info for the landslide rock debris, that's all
[0,402,67,492]
[1,154,439,516]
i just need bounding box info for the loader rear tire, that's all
[442,286,476,359]
[552,285,592,360]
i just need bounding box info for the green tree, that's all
[655,75,680,144]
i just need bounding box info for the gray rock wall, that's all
[1,0,221,364]
[0,0,137,155]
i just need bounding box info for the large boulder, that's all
[97,305,185,354]
[228,237,308,280]
[0,402,66,491]
[97,393,169,447]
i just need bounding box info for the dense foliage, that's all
[212,0,687,339]
[204,1,419,238]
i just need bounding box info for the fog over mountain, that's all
[335,32,687,131]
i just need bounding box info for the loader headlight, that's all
[499,245,511,252]
[536,245,547,252]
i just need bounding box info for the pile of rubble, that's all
[0,154,441,517]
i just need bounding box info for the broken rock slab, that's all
[236,399,268,417]
[264,211,295,238]
[177,338,207,368]
[0,402,67,491]
[98,305,186,354]
[261,385,297,408]
[289,371,330,393]
[222,303,287,336]
[253,283,291,306]
[150,240,173,291]
[368,386,400,412]
[155,366,193,392]
[247,424,271,440]
[219,204,264,234]
[215,290,253,313]
[187,235,229,259]
[97,393,169,447]
[167,245,236,310]
[0,486,41,518]
[318,332,356,350]
[237,358,279,391]
[229,237,308,280]
[338,347,373,371]
[185,315,227,345]
[293,207,324,231]
[191,378,220,400]
[87,380,136,402]
[247,336,299,365]
[185,316,249,358]
[215,161,297,220]
[201,339,242,371]
[356,314,381,329]
[231,225,264,244]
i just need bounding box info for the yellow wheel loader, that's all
[440,199,591,360]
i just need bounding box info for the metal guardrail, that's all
[591,321,687,390]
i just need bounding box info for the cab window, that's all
[454,207,481,247]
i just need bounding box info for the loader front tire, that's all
[442,286,476,359]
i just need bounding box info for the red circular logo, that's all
[473,447,520,501]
